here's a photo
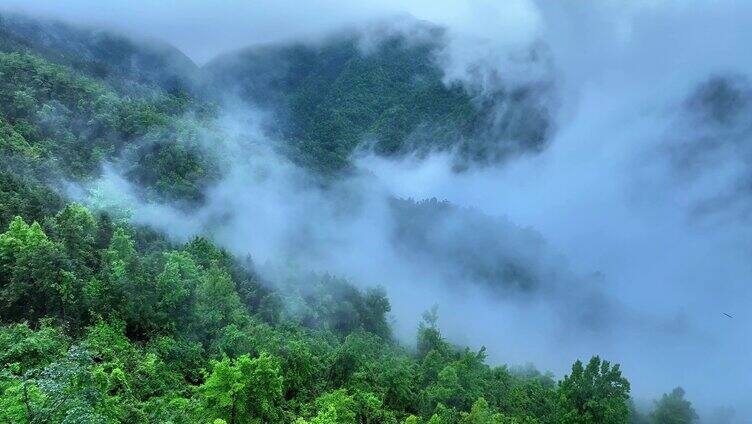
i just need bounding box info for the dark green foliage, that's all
[298,276,392,339]
[0,171,64,231]
[0,216,72,323]
[207,31,551,174]
[0,42,218,203]
[0,12,200,95]
[389,197,544,294]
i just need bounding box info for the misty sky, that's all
[2,0,539,63]
[6,1,752,422]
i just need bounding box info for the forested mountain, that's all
[0,13,200,94]
[0,12,700,424]
[205,28,552,174]
[0,11,219,205]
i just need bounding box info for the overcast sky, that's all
[2,0,540,63]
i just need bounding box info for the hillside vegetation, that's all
[206,27,551,174]
[0,13,698,424]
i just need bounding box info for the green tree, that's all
[21,345,108,423]
[278,338,325,401]
[649,387,697,424]
[52,203,98,277]
[0,172,64,232]
[89,227,137,322]
[201,353,284,424]
[298,389,357,424]
[0,321,69,374]
[461,397,504,423]
[153,251,201,334]
[424,348,489,414]
[192,265,246,342]
[0,216,73,322]
[557,356,631,424]
[361,287,391,339]
[0,116,36,156]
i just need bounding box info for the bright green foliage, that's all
[98,228,137,314]
[153,251,201,333]
[0,218,681,424]
[0,205,688,424]
[557,356,631,424]
[460,398,503,423]
[404,415,422,424]
[424,348,489,412]
[200,353,284,424]
[93,227,137,322]
[200,356,248,423]
[192,266,248,342]
[295,388,399,424]
[305,389,358,424]
[0,321,69,373]
[0,216,72,322]
[649,387,697,424]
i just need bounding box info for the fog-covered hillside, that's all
[0,4,748,424]
[206,28,551,173]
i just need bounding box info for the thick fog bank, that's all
[361,2,752,420]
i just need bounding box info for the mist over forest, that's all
[0,1,749,423]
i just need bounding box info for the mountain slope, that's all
[0,12,693,424]
[206,29,552,174]
[0,12,200,95]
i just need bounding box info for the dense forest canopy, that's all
[0,4,747,424]
[205,27,551,174]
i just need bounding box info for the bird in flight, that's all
[723,313,733,318]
